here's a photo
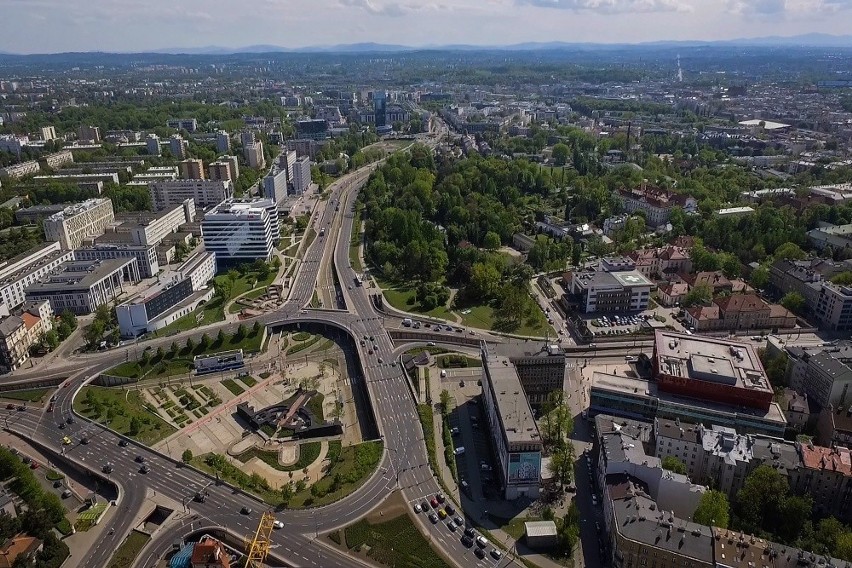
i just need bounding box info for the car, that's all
[592,495,598,506]
[436,493,445,503]
[61,489,72,499]
[139,465,150,474]
[428,513,439,524]
[491,549,503,560]
[66,417,74,424]
[454,446,465,456]
[445,504,456,516]
[16,405,25,411]
[427,341,436,346]
[58,423,66,429]
[102,464,113,474]
[421,500,429,512]
[476,535,488,548]
[438,509,447,519]
[480,464,492,471]
[273,520,285,529]
[454,515,464,526]
[118,439,128,447]
[194,492,206,503]
[47,404,53,412]
[464,527,476,538]
[62,437,71,445]
[240,507,252,515]
[461,535,474,547]
[360,340,366,346]
[413,503,422,513]
[29,462,39,469]
[21,456,31,464]
[369,336,374,341]
[474,547,486,559]
[430,497,439,508]
[5,403,14,410]
[80,438,89,445]
[377,357,383,364]
[447,521,456,531]
[450,427,460,436]
[625,355,638,362]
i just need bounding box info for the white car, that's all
[273,520,284,529]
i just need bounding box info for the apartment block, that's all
[77,125,101,143]
[207,161,232,182]
[785,344,852,409]
[292,156,311,195]
[178,158,205,180]
[74,243,159,278]
[262,167,288,204]
[42,150,74,169]
[146,134,161,156]
[615,183,698,227]
[149,180,233,210]
[0,160,40,180]
[244,141,265,169]
[167,118,198,132]
[42,198,115,250]
[169,135,188,160]
[496,343,567,406]
[684,293,796,332]
[215,131,230,154]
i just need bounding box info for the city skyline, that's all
[3,0,852,55]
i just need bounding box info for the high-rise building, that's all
[240,130,256,147]
[201,198,278,266]
[149,180,233,210]
[373,90,387,128]
[169,135,188,160]
[42,198,115,250]
[40,126,56,141]
[262,167,288,205]
[244,141,265,169]
[291,157,312,195]
[146,134,161,156]
[216,130,231,154]
[178,158,205,180]
[223,155,239,181]
[208,161,232,182]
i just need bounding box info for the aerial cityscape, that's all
[2,4,852,568]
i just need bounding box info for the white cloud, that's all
[337,0,448,16]
[516,0,690,13]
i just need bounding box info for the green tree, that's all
[781,291,806,314]
[439,389,451,415]
[751,265,770,290]
[483,231,501,251]
[84,320,105,347]
[128,417,142,435]
[774,242,807,261]
[216,329,226,345]
[236,324,247,339]
[661,455,687,475]
[831,271,852,286]
[683,282,713,307]
[552,143,570,166]
[281,482,294,505]
[693,490,730,528]
[214,278,234,303]
[469,262,501,299]
[252,321,262,336]
[735,464,791,536]
[182,449,193,463]
[199,333,211,350]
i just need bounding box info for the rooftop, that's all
[482,343,541,446]
[44,198,110,223]
[25,259,134,293]
[655,331,771,395]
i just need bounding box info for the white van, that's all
[454,446,465,455]
[440,369,447,378]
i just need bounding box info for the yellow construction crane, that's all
[244,510,275,568]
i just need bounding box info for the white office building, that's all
[74,243,160,278]
[201,199,278,266]
[149,179,233,210]
[25,258,141,315]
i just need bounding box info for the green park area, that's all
[0,388,53,403]
[340,514,450,568]
[194,440,382,509]
[108,323,265,380]
[73,386,177,445]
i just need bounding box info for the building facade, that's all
[0,242,75,311]
[149,180,233,210]
[25,258,141,315]
[201,199,277,266]
[74,244,160,279]
[42,198,115,250]
[178,158,205,180]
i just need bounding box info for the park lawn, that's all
[302,228,317,256]
[74,386,177,446]
[234,442,321,472]
[497,516,542,540]
[108,531,150,568]
[457,303,553,337]
[150,297,226,336]
[288,441,383,508]
[226,272,277,314]
[349,219,363,272]
[343,514,450,568]
[221,379,244,396]
[0,388,52,403]
[374,276,455,321]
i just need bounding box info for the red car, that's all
[30,462,39,469]
[430,497,439,509]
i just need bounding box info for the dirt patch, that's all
[364,489,408,524]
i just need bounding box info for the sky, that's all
[2,0,852,54]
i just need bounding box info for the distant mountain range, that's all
[4,33,852,57]
[133,33,852,54]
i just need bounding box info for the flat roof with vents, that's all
[482,343,541,446]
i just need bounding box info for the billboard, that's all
[507,452,541,484]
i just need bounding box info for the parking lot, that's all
[586,313,653,337]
